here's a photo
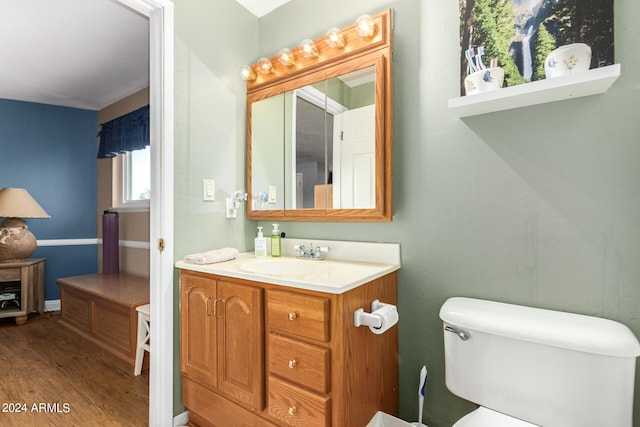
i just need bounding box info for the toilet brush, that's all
[412,366,428,427]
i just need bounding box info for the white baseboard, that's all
[173,410,189,426]
[44,299,61,312]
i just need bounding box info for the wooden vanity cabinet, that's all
[180,273,216,388]
[180,271,264,412]
[180,269,398,427]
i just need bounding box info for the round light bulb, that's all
[240,65,256,81]
[356,14,376,38]
[257,57,272,75]
[301,39,319,58]
[325,28,345,49]
[278,48,295,67]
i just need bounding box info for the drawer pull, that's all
[288,312,297,321]
[288,359,297,368]
[288,406,296,416]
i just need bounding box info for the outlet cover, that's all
[226,197,237,218]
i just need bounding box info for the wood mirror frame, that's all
[246,9,393,222]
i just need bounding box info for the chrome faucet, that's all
[294,243,330,260]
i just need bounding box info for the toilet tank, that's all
[440,297,640,427]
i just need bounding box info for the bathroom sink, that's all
[176,240,401,293]
[240,258,329,276]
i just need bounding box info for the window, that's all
[122,146,150,208]
[98,105,150,211]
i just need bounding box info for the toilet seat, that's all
[453,407,539,427]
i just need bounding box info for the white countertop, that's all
[176,239,400,294]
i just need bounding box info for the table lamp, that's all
[0,188,50,261]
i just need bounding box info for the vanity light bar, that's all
[241,9,391,89]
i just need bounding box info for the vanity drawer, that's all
[268,375,330,427]
[269,333,330,394]
[267,289,330,342]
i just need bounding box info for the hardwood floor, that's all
[0,312,148,426]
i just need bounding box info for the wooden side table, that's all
[0,258,45,324]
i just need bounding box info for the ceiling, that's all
[1,0,149,110]
[235,0,293,17]
[1,0,290,111]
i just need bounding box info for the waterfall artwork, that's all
[459,0,614,95]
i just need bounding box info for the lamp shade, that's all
[0,188,50,219]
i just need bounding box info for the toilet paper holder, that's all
[354,299,398,330]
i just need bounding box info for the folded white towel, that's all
[183,247,239,265]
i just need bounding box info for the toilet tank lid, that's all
[440,297,640,358]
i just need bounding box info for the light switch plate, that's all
[202,179,215,201]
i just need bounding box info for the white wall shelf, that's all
[448,63,621,117]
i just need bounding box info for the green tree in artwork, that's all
[532,23,556,81]
[471,0,525,87]
[488,0,513,48]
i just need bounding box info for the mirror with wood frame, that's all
[246,9,393,221]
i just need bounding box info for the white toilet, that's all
[440,297,640,427]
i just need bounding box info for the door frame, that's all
[116,0,174,425]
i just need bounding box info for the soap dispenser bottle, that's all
[271,223,281,257]
[254,226,267,258]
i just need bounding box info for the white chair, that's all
[134,303,150,376]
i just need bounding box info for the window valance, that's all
[97,105,149,159]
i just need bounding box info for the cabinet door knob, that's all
[288,359,297,368]
[205,296,214,316]
[214,298,224,319]
[288,406,296,416]
[288,312,297,320]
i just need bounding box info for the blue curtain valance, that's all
[97,105,149,159]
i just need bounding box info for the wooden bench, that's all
[56,273,150,374]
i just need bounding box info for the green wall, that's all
[173,0,257,412]
[174,0,640,425]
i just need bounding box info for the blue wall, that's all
[0,99,98,301]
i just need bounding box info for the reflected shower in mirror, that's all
[293,91,333,209]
